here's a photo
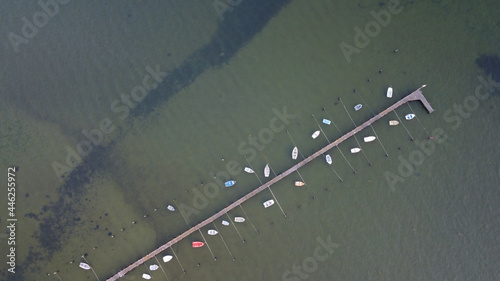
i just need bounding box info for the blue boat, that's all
[225,180,236,187]
[322,119,331,125]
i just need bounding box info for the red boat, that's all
[192,241,204,248]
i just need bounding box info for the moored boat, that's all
[149,264,159,271]
[234,217,245,223]
[244,167,254,173]
[311,130,320,139]
[325,154,332,165]
[264,164,270,177]
[292,147,298,160]
[387,86,393,98]
[167,205,175,212]
[162,255,173,263]
[350,148,361,153]
[295,181,305,187]
[225,180,236,187]
[322,119,331,125]
[389,120,399,126]
[405,114,415,120]
[192,241,204,248]
[142,273,152,280]
[354,104,362,111]
[364,136,376,142]
[208,229,218,235]
[222,220,230,226]
[79,262,91,270]
[263,199,275,208]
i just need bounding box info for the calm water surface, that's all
[0,0,499,280]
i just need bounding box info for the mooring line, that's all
[53,272,63,281]
[225,213,245,243]
[338,98,389,157]
[154,256,170,281]
[172,199,217,261]
[244,156,287,218]
[81,255,100,281]
[286,130,306,159]
[143,263,154,280]
[393,109,415,140]
[169,246,185,274]
[406,102,431,137]
[212,222,235,260]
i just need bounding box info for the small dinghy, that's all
[387,86,393,98]
[311,130,320,139]
[322,119,331,125]
[295,181,305,187]
[142,273,152,280]
[405,114,415,120]
[192,241,204,248]
[244,167,254,173]
[225,180,236,187]
[162,255,173,263]
[234,217,245,223]
[389,120,399,126]
[292,147,298,160]
[364,136,376,143]
[325,154,332,165]
[167,205,175,212]
[354,104,362,111]
[79,262,91,270]
[208,229,218,235]
[222,220,230,226]
[263,199,275,208]
[149,264,159,271]
[264,164,270,178]
[351,148,361,154]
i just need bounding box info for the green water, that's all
[1,0,499,280]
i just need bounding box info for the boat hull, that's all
[389,120,399,126]
[292,147,298,160]
[387,87,393,98]
[295,181,305,187]
[192,241,204,248]
[263,199,275,208]
[326,154,332,165]
[351,148,361,153]
[234,217,245,223]
[364,136,376,142]
[311,131,320,139]
[405,114,415,120]
[225,180,236,187]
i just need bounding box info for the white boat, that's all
[351,148,361,153]
[389,120,399,126]
[162,255,173,263]
[167,205,175,212]
[149,264,159,271]
[405,114,415,120]
[322,119,331,125]
[354,104,362,111]
[208,229,218,235]
[364,136,376,143]
[234,217,245,223]
[295,181,305,187]
[263,199,275,208]
[79,262,91,270]
[264,164,270,177]
[311,130,320,139]
[292,147,298,160]
[222,220,230,226]
[325,154,332,165]
[142,273,152,280]
[387,86,393,98]
[244,167,254,173]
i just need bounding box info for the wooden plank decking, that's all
[106,85,433,280]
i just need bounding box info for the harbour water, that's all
[0,0,499,280]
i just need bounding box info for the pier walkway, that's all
[106,85,433,280]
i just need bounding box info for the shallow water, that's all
[1,0,499,280]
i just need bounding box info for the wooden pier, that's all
[106,85,433,280]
